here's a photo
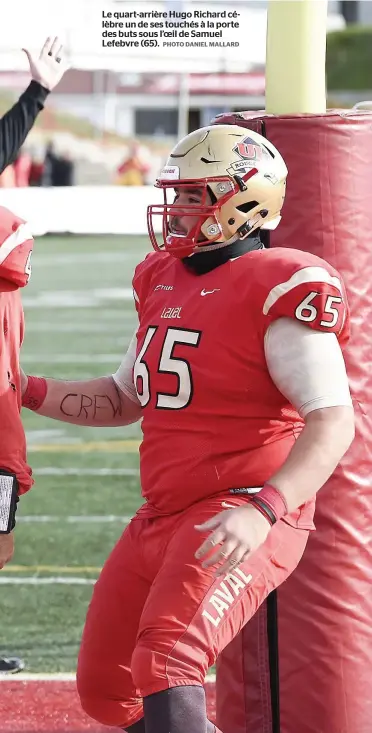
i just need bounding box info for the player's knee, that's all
[77,671,139,728]
[131,641,203,694]
[78,689,137,728]
[78,689,116,726]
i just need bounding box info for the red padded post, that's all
[213,110,372,733]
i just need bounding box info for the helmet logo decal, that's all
[227,160,256,176]
[233,136,270,161]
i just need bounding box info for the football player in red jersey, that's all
[21,125,354,733]
[0,207,34,565]
[0,207,34,675]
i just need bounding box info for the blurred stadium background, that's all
[0,0,371,726]
[0,0,363,196]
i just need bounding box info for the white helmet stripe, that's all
[0,222,33,265]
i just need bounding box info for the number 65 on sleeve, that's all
[262,266,350,344]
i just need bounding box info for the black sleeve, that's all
[0,80,50,174]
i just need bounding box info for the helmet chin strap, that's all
[189,234,239,255]
[191,209,264,254]
[190,224,257,255]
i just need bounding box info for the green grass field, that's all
[0,235,151,672]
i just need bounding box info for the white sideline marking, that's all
[18,515,132,524]
[0,672,216,683]
[23,289,134,308]
[35,252,134,266]
[32,467,139,476]
[0,577,96,585]
[22,353,123,364]
[26,322,134,333]
[27,309,129,319]
[26,429,67,443]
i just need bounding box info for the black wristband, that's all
[250,496,277,525]
[0,470,19,534]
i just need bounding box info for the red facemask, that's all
[147,174,255,259]
[147,170,259,258]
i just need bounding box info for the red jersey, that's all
[0,207,34,495]
[132,247,349,528]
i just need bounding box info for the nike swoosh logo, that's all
[221,502,237,509]
[200,289,220,296]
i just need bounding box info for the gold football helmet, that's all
[147,124,288,258]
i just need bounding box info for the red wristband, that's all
[250,483,288,524]
[22,376,48,411]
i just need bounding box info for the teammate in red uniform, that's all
[0,208,34,685]
[0,208,34,557]
[21,125,354,733]
[0,34,67,676]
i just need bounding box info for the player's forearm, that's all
[24,376,141,427]
[268,406,355,512]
